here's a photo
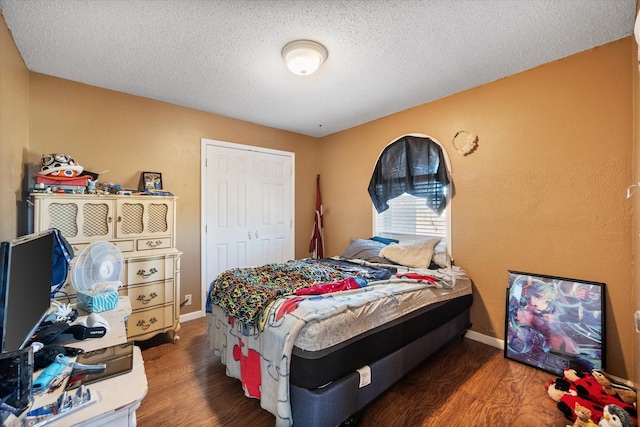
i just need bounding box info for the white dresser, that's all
[32,193,181,342]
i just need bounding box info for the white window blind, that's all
[374,193,447,239]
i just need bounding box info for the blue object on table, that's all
[33,356,69,391]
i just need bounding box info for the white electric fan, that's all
[70,242,124,311]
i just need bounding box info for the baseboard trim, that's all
[180,310,204,323]
[464,329,504,350]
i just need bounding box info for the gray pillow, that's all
[341,239,391,264]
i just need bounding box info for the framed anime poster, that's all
[504,270,605,376]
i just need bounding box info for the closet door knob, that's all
[247,230,252,239]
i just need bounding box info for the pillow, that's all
[432,244,451,269]
[378,237,441,268]
[341,239,390,263]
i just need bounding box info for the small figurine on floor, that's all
[570,402,598,427]
[598,405,635,427]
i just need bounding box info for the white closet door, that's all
[202,140,294,307]
[206,144,252,272]
[251,150,292,266]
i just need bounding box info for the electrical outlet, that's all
[185,294,192,306]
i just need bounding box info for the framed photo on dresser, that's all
[504,270,605,376]
[139,171,162,191]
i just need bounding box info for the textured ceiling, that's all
[0,0,637,137]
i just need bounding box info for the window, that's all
[371,134,451,245]
[374,192,448,241]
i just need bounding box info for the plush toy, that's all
[38,153,83,177]
[569,401,598,427]
[547,379,605,423]
[565,370,637,413]
[549,371,638,426]
[592,370,638,405]
[598,404,635,427]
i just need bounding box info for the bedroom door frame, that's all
[199,138,295,315]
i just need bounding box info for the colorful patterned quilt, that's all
[207,258,392,325]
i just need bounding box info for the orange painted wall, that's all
[0,15,29,241]
[26,74,319,314]
[320,38,635,377]
[633,4,640,392]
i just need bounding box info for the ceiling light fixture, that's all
[281,40,328,76]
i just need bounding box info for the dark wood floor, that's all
[135,317,568,426]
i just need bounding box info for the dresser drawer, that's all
[126,256,174,286]
[69,242,90,255]
[70,239,134,257]
[128,280,175,310]
[127,305,174,338]
[113,240,135,253]
[136,237,171,251]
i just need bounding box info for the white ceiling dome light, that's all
[281,40,328,76]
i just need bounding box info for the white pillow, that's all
[378,237,441,268]
[432,250,450,269]
[432,242,450,268]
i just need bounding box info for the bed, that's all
[206,237,473,427]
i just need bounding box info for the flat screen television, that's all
[0,230,55,353]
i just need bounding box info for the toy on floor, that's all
[598,404,635,427]
[546,371,638,426]
[569,402,598,427]
[564,370,637,412]
[592,370,638,405]
[547,379,605,423]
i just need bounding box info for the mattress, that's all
[293,271,472,353]
[288,269,472,389]
[290,293,472,389]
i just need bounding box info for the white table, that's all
[9,297,148,427]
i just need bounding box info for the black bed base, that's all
[290,294,473,389]
[290,309,471,427]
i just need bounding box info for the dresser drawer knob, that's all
[137,267,158,279]
[137,292,158,304]
[136,317,157,331]
[145,240,163,248]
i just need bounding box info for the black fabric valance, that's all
[368,135,451,215]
